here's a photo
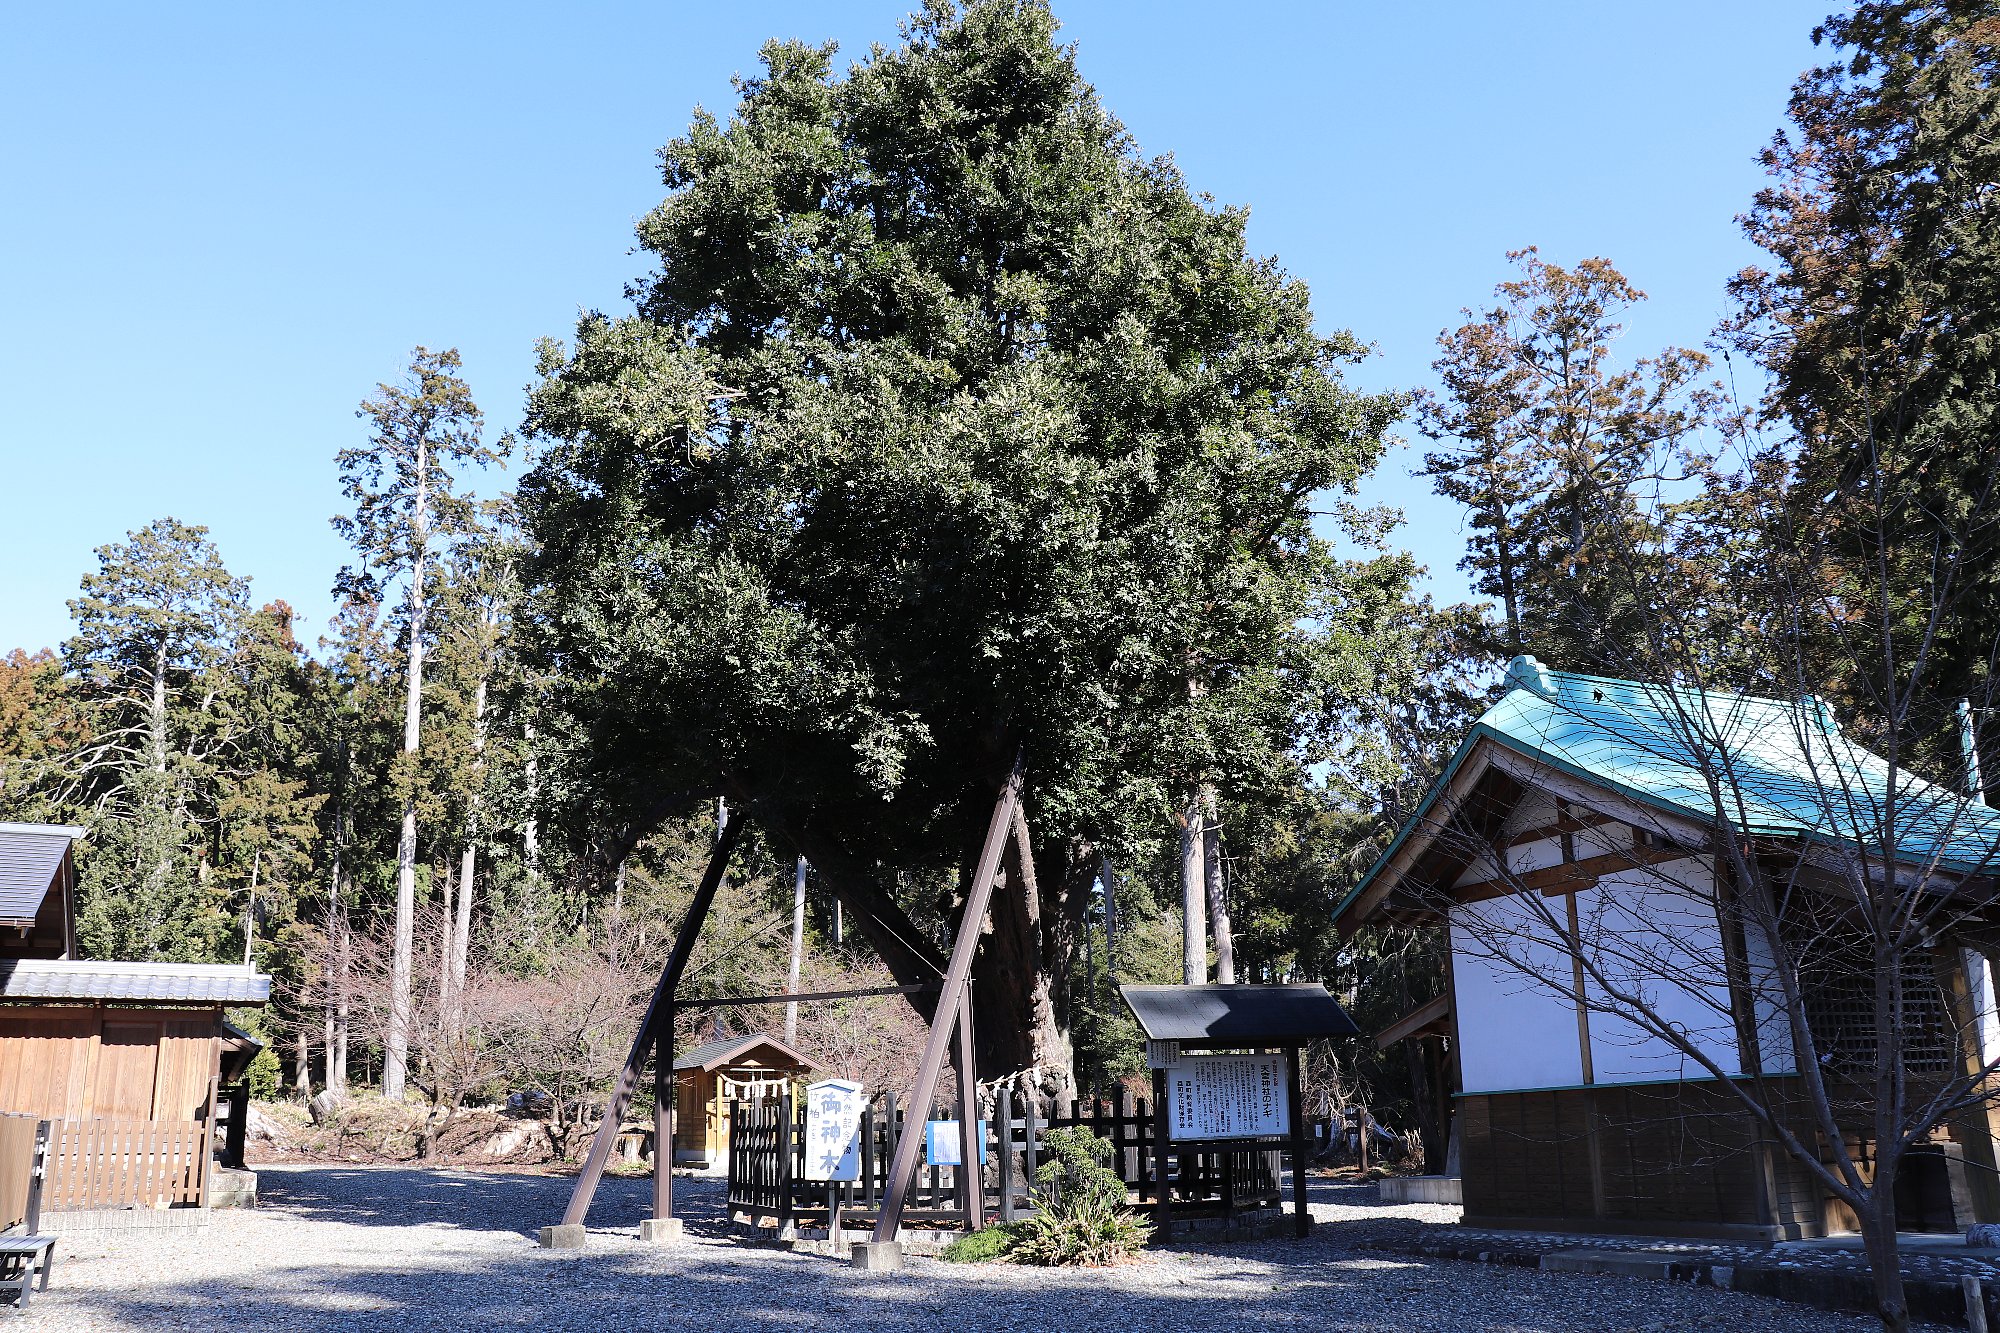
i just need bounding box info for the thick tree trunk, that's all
[295,1029,313,1097]
[1180,789,1207,984]
[1202,788,1234,984]
[976,809,1077,1108]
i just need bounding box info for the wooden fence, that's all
[41,1118,210,1212]
[726,1088,1279,1229]
[727,1092,967,1230]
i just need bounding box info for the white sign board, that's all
[1165,1053,1290,1142]
[802,1078,865,1181]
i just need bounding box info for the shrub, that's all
[1010,1126,1150,1266]
[939,1221,1026,1263]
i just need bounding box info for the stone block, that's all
[639,1218,683,1243]
[851,1240,903,1272]
[209,1166,259,1210]
[538,1224,587,1249]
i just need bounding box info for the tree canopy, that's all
[517,0,1412,1086]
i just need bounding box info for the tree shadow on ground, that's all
[39,1168,1911,1332]
[257,1164,740,1240]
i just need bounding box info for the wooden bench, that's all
[0,1235,53,1308]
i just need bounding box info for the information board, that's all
[1164,1053,1290,1141]
[923,1120,989,1167]
[802,1078,865,1181]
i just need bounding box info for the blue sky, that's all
[0,1,1829,654]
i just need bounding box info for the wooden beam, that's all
[1449,843,1697,902]
[872,754,1024,1242]
[678,983,939,1009]
[1373,994,1450,1050]
[559,813,744,1231]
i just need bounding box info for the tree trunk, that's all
[328,888,351,1097]
[785,857,806,1046]
[1860,1177,1912,1332]
[438,861,456,1032]
[1202,788,1234,984]
[384,443,430,1103]
[295,1029,313,1098]
[971,808,1079,1108]
[1099,854,1119,985]
[451,656,489,1038]
[1180,789,1207,985]
[242,845,261,969]
[523,720,541,877]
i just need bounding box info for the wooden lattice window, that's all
[1796,947,1957,1076]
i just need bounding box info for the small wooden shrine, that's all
[670,1033,814,1167]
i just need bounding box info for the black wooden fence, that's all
[726,1088,1280,1230]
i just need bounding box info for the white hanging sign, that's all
[1165,1053,1290,1141]
[802,1078,865,1181]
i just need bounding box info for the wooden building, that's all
[0,823,269,1211]
[1335,656,2000,1241]
[670,1034,814,1167]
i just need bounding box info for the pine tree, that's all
[332,347,496,1100]
[64,518,250,961]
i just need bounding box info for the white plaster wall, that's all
[1743,915,1798,1075]
[1572,857,1744,1083]
[1967,950,2000,1067]
[1450,894,1586,1094]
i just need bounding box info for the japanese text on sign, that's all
[1165,1054,1290,1141]
[802,1079,865,1181]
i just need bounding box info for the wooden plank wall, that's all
[1461,1082,1803,1233]
[0,1005,220,1122]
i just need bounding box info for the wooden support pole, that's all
[955,978,980,1231]
[654,1018,674,1220]
[1152,1065,1173,1241]
[996,1089,1015,1222]
[1287,1043,1309,1238]
[560,813,744,1231]
[873,754,1024,1242]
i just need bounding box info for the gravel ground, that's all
[14,1166,1942,1332]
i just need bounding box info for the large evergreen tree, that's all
[518,0,1410,1096]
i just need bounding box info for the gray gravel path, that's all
[16,1165,1938,1331]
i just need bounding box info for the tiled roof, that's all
[0,823,80,923]
[1338,656,2000,923]
[673,1033,814,1073]
[0,959,271,1005]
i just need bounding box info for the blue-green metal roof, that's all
[1335,656,2000,925]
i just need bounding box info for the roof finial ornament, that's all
[1504,654,1558,700]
